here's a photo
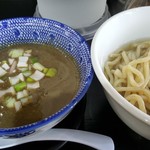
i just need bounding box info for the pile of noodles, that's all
[104,40,150,114]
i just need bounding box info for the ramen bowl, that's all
[0,17,93,137]
[91,6,150,140]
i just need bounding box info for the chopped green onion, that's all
[9,49,24,58]
[29,57,38,64]
[0,46,59,109]
[32,62,45,71]
[22,70,32,77]
[14,82,27,92]
[25,50,32,54]
[2,60,7,64]
[43,68,48,74]
[4,97,16,108]
[26,77,35,83]
[46,68,57,77]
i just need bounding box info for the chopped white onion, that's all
[20,97,28,105]
[0,67,7,77]
[9,87,16,95]
[18,73,25,81]
[20,95,32,106]
[19,56,28,62]
[17,62,28,68]
[9,49,24,58]
[30,70,45,81]
[25,50,32,54]
[17,89,28,99]
[23,89,28,97]
[0,79,4,83]
[0,86,15,98]
[8,58,14,65]
[9,76,20,85]
[17,56,29,68]
[27,82,40,90]
[5,97,16,108]
[22,70,32,77]
[9,73,24,85]
[18,67,28,72]
[2,63,10,70]
[0,91,6,98]
[24,53,31,57]
[14,101,22,112]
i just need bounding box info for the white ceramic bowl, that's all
[91,6,150,140]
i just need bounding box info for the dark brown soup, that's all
[0,43,80,128]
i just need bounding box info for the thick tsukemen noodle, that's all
[0,44,80,128]
[104,40,150,115]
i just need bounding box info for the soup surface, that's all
[104,39,150,115]
[0,44,80,128]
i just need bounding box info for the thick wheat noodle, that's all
[105,41,150,114]
[122,51,129,64]
[113,79,126,87]
[127,65,144,87]
[136,45,141,58]
[129,55,150,65]
[105,63,114,84]
[107,55,121,66]
[126,94,147,113]
[115,87,150,103]
[114,69,123,78]
[142,62,150,88]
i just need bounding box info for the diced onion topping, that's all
[9,49,24,58]
[4,97,16,108]
[0,48,57,112]
[0,87,16,97]
[2,63,10,70]
[14,101,22,112]
[9,73,25,85]
[8,58,14,65]
[32,62,45,71]
[30,70,45,81]
[27,82,40,89]
[0,67,7,77]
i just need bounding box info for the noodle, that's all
[104,40,150,114]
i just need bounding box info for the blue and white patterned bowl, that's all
[0,17,93,137]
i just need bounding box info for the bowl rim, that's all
[91,6,150,126]
[0,17,94,135]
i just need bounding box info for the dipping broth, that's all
[0,43,80,128]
